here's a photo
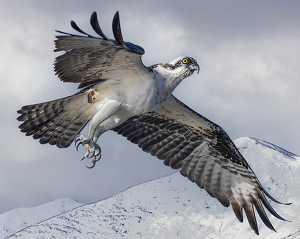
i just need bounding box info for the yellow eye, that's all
[182,58,188,64]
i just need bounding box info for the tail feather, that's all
[59,114,89,148]
[17,95,91,148]
[40,112,89,148]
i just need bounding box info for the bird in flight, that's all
[17,11,289,235]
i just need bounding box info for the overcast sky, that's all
[0,0,299,214]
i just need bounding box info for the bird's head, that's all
[153,56,199,80]
[151,56,199,91]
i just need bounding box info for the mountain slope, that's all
[4,137,300,238]
[0,198,82,239]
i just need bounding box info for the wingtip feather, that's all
[263,188,292,205]
[254,200,276,232]
[70,20,92,37]
[90,11,109,40]
[260,192,290,222]
[230,199,243,223]
[112,11,126,48]
[244,204,259,235]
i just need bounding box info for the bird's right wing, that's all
[54,11,151,89]
[113,95,290,235]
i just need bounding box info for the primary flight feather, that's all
[17,11,289,235]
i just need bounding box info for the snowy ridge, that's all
[0,198,82,239]
[244,137,299,160]
[3,137,300,238]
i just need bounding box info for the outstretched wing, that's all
[113,95,289,235]
[54,11,149,89]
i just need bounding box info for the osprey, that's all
[17,11,289,235]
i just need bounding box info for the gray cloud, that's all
[0,0,299,214]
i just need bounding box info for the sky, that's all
[0,0,299,214]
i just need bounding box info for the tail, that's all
[17,94,92,148]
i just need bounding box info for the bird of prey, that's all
[17,11,289,235]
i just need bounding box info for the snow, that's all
[0,198,82,239]
[2,137,300,238]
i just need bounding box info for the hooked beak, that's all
[190,62,200,74]
[195,63,200,74]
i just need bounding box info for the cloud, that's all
[0,0,299,214]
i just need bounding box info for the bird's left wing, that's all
[54,11,149,89]
[113,95,289,235]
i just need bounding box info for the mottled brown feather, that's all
[113,95,289,235]
[17,93,92,148]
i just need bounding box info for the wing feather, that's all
[70,20,92,37]
[156,135,184,160]
[112,11,126,48]
[113,95,289,235]
[230,198,243,222]
[54,11,147,89]
[218,166,231,207]
[90,12,109,40]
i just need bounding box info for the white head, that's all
[150,56,200,91]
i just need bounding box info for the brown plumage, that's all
[17,93,92,148]
[17,10,289,235]
[113,95,290,235]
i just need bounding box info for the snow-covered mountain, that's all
[0,198,82,239]
[2,137,300,239]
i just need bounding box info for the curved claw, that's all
[86,163,96,169]
[94,151,101,157]
[76,142,83,151]
[75,136,82,150]
[75,139,81,148]
[96,155,101,162]
[75,138,80,144]
[75,135,101,168]
[90,150,100,158]
[74,135,80,142]
[89,150,96,158]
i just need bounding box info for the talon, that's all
[81,150,90,161]
[75,138,80,144]
[86,163,96,169]
[76,142,83,151]
[95,153,101,163]
[90,148,100,158]
[90,150,95,158]
[75,134,101,168]
[74,138,81,149]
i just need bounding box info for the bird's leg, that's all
[75,100,122,168]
